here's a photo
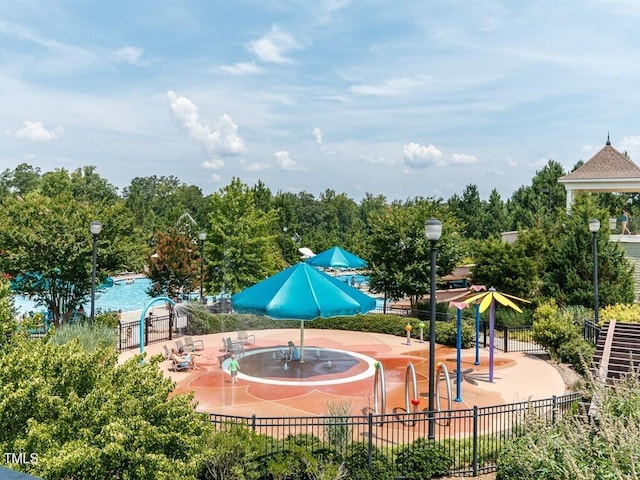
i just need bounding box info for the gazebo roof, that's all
[559,139,640,181]
[558,136,640,211]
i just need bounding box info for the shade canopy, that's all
[305,246,368,269]
[231,262,376,320]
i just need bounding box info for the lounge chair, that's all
[225,337,244,356]
[184,336,204,351]
[236,330,255,345]
[162,345,171,360]
[171,357,192,372]
[175,339,193,354]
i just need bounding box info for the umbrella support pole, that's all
[300,319,305,363]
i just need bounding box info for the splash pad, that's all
[221,347,377,386]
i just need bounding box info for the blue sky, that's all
[2,1,640,202]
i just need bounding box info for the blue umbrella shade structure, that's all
[231,262,376,363]
[305,246,368,269]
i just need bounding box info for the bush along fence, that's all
[209,392,581,478]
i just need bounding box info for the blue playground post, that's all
[455,307,462,402]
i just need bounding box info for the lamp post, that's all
[425,217,442,439]
[589,218,600,325]
[283,226,288,263]
[199,231,207,303]
[90,220,102,323]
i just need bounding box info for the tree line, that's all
[0,159,635,326]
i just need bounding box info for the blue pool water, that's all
[335,274,369,287]
[14,277,154,315]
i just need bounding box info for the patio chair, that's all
[184,336,204,351]
[175,339,193,354]
[236,330,255,345]
[170,356,192,372]
[226,337,244,356]
[162,345,171,360]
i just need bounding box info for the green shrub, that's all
[494,307,533,327]
[49,322,117,352]
[435,320,474,348]
[324,401,352,453]
[600,303,640,325]
[94,310,119,328]
[532,300,581,357]
[395,438,452,479]
[199,424,267,479]
[555,337,594,374]
[342,442,394,480]
[497,373,640,479]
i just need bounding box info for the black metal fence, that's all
[583,319,601,345]
[117,311,190,351]
[209,392,581,477]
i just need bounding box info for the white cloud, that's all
[313,127,323,145]
[403,142,443,168]
[449,153,478,165]
[244,162,269,172]
[581,144,595,154]
[167,90,247,157]
[218,62,262,75]
[14,121,63,141]
[359,154,397,166]
[210,173,222,183]
[113,46,145,65]
[350,76,431,96]
[274,151,304,170]
[620,135,640,161]
[248,25,300,64]
[201,159,224,170]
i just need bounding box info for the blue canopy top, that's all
[305,246,367,269]
[231,262,375,320]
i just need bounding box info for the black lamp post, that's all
[589,218,600,325]
[283,226,288,263]
[90,220,102,323]
[425,217,442,439]
[199,231,207,303]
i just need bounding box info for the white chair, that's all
[237,330,255,345]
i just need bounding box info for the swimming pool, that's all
[14,277,155,315]
[335,273,369,288]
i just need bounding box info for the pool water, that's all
[14,277,154,315]
[335,274,369,287]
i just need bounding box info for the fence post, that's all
[251,414,257,432]
[483,321,488,347]
[472,406,479,477]
[118,321,122,351]
[169,309,174,341]
[367,413,373,470]
[552,395,557,425]
[504,325,509,353]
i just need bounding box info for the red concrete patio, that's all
[120,328,566,418]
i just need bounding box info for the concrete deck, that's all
[120,329,566,418]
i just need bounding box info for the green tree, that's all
[0,163,42,196]
[447,184,484,239]
[542,195,634,307]
[147,228,200,299]
[0,192,136,325]
[367,199,461,309]
[0,276,18,349]
[472,237,539,300]
[206,178,281,294]
[69,165,120,204]
[0,338,213,479]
